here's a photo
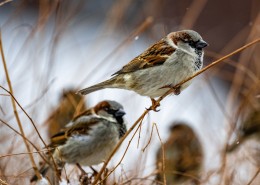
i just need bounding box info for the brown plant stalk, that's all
[92,38,260,184]
[0,118,47,162]
[0,32,41,180]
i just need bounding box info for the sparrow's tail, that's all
[30,164,50,182]
[77,77,119,95]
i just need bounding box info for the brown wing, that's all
[49,116,102,147]
[113,39,175,75]
[72,108,94,121]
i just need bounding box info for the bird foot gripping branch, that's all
[146,98,161,112]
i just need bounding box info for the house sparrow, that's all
[46,89,86,138]
[227,108,260,152]
[156,123,203,185]
[31,100,127,182]
[78,30,208,100]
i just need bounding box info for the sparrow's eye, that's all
[103,107,115,114]
[182,39,196,48]
[103,107,109,111]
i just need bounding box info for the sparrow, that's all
[156,122,203,185]
[46,89,86,138]
[31,100,127,182]
[227,108,260,152]
[78,30,208,102]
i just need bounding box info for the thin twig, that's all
[247,168,260,185]
[0,149,52,159]
[142,122,155,152]
[0,32,41,180]
[0,86,60,178]
[0,118,47,162]
[154,123,166,185]
[0,86,48,147]
[136,119,143,149]
[0,0,12,7]
[100,115,146,183]
[92,38,260,184]
[0,178,9,185]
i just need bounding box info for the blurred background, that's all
[0,0,259,184]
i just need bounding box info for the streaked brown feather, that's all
[49,117,102,147]
[72,109,94,121]
[113,39,175,75]
[49,131,67,147]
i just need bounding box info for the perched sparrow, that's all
[46,89,86,138]
[228,108,260,152]
[78,30,208,100]
[156,123,203,185]
[31,100,127,182]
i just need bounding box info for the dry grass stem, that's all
[100,115,147,184]
[180,0,208,29]
[0,178,9,185]
[247,168,260,185]
[0,32,41,180]
[154,123,166,185]
[142,122,155,152]
[0,150,52,159]
[0,85,60,178]
[0,0,12,7]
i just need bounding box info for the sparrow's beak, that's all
[196,40,208,49]
[114,109,126,117]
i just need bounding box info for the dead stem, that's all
[219,80,260,184]
[0,150,52,159]
[0,118,48,164]
[180,0,208,29]
[137,118,143,149]
[0,32,41,180]
[92,38,260,185]
[142,122,155,152]
[0,86,48,148]
[0,178,9,185]
[154,123,166,185]
[0,0,12,7]
[247,168,260,185]
[100,115,147,183]
[0,86,60,178]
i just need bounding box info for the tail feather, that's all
[77,78,117,95]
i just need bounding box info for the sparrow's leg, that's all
[172,86,181,95]
[90,166,98,176]
[76,163,87,174]
[146,98,160,112]
[77,163,91,184]
[160,85,181,95]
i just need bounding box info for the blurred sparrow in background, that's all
[78,30,208,105]
[228,108,260,153]
[156,122,203,185]
[31,100,127,182]
[46,89,86,138]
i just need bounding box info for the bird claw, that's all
[146,98,160,112]
[160,85,181,95]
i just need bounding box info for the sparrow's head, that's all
[168,30,208,70]
[170,30,208,51]
[94,100,125,124]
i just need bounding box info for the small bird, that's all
[227,108,260,152]
[31,100,127,182]
[78,30,208,102]
[156,123,203,185]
